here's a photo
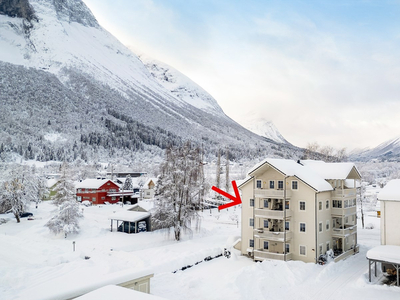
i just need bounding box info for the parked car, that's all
[19,212,33,218]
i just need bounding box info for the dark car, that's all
[19,212,33,218]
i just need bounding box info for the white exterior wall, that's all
[380,200,400,246]
[316,191,334,256]
[240,179,255,255]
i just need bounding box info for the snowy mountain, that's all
[239,117,290,144]
[139,56,226,118]
[350,136,400,161]
[0,0,303,163]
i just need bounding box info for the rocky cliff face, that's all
[52,0,99,28]
[0,0,36,21]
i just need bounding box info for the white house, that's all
[378,179,400,246]
[238,158,361,263]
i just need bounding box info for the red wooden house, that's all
[76,179,121,205]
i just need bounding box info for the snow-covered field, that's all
[0,201,399,300]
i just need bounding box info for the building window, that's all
[333,200,342,208]
[256,180,262,189]
[285,243,290,254]
[326,200,329,209]
[269,181,275,189]
[250,218,254,227]
[300,222,306,232]
[263,199,269,208]
[326,220,330,231]
[285,200,290,209]
[300,245,306,256]
[250,239,254,247]
[101,197,105,200]
[285,221,290,231]
[292,181,298,190]
[278,180,283,189]
[326,242,330,252]
[264,220,269,228]
[264,241,269,250]
[92,197,96,202]
[319,201,322,210]
[345,216,348,224]
[299,201,305,211]
[250,199,254,207]
[319,244,323,255]
[319,222,323,232]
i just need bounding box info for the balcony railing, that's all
[332,188,357,199]
[254,229,293,241]
[332,225,357,237]
[331,206,356,216]
[254,250,292,261]
[254,208,292,219]
[254,189,291,199]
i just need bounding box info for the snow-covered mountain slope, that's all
[350,136,400,161]
[239,118,290,144]
[139,56,225,117]
[0,0,304,162]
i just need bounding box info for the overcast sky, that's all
[83,0,400,151]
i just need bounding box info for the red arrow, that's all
[211,180,242,210]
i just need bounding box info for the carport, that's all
[366,245,400,286]
[109,211,151,234]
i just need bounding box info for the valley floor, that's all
[0,202,398,300]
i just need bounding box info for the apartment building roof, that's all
[246,158,333,192]
[378,179,400,201]
[300,160,361,180]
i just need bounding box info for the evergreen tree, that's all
[53,162,75,205]
[152,142,204,241]
[123,174,133,190]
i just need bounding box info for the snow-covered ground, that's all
[0,201,399,299]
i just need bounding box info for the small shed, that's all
[109,211,151,233]
[366,245,400,286]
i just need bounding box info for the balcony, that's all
[332,188,357,199]
[254,189,291,199]
[254,250,292,261]
[254,229,293,242]
[332,225,357,237]
[254,208,292,219]
[331,206,356,216]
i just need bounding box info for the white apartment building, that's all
[238,158,361,263]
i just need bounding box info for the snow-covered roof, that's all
[366,245,400,265]
[109,211,150,222]
[131,201,154,211]
[75,285,166,300]
[378,179,400,201]
[300,160,361,180]
[76,179,116,189]
[247,158,333,192]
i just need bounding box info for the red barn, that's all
[76,179,121,205]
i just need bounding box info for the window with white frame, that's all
[292,181,298,190]
[333,200,342,208]
[250,218,254,227]
[285,221,290,231]
[300,222,306,232]
[256,180,262,189]
[319,222,323,232]
[264,241,269,250]
[300,245,306,255]
[319,244,323,255]
[299,201,305,211]
[250,239,254,247]
[326,200,329,209]
[285,200,290,209]
[285,243,290,254]
[264,219,269,228]
[250,199,254,207]
[326,242,330,252]
[269,181,275,189]
[278,180,284,189]
[326,220,330,231]
[319,201,322,210]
